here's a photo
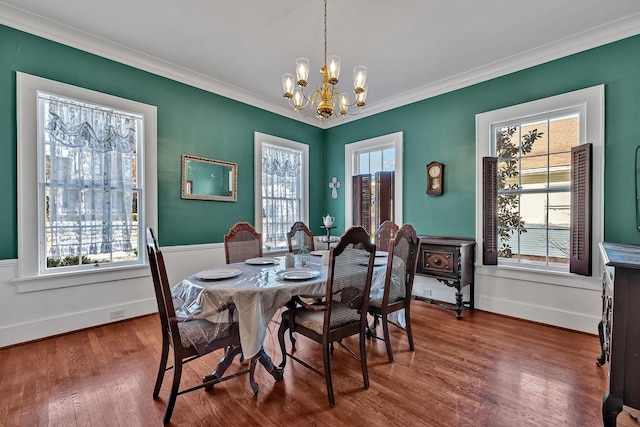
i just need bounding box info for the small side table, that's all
[320,226,335,249]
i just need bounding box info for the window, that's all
[40,93,141,271]
[476,85,603,278]
[345,132,403,236]
[254,132,308,251]
[16,73,157,292]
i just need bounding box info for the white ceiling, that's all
[2,0,640,128]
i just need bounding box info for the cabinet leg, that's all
[596,320,607,366]
[455,291,463,320]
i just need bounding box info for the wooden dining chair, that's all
[146,228,257,425]
[223,221,263,264]
[367,223,420,362]
[287,221,315,253]
[277,226,376,407]
[375,220,399,252]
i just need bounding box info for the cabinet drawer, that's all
[418,245,459,279]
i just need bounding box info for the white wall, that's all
[0,243,227,347]
[1,243,602,348]
[412,267,602,334]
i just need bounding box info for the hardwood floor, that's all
[0,302,633,427]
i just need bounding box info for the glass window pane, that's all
[549,154,571,188]
[548,191,570,227]
[370,150,382,173]
[517,225,549,265]
[521,155,548,190]
[521,120,548,157]
[382,148,395,171]
[495,125,520,158]
[520,193,548,227]
[549,114,579,154]
[359,152,369,175]
[498,158,519,190]
[548,227,570,265]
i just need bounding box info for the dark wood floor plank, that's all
[1,301,636,427]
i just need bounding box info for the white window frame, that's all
[14,72,157,293]
[254,132,309,247]
[345,131,403,228]
[475,85,604,288]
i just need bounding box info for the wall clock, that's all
[426,161,444,195]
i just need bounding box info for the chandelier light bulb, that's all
[282,73,295,98]
[293,87,304,109]
[355,85,368,107]
[353,66,367,93]
[296,58,309,87]
[327,55,341,84]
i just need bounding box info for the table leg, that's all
[203,344,243,389]
[253,347,284,381]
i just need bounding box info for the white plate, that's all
[277,268,321,280]
[310,250,329,257]
[359,258,387,267]
[245,257,279,265]
[195,268,243,280]
[374,251,388,257]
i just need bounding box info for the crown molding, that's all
[325,12,640,128]
[2,2,640,131]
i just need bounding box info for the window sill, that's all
[12,264,151,293]
[475,263,602,291]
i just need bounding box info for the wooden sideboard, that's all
[598,242,640,426]
[413,236,475,319]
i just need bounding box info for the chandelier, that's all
[281,0,368,121]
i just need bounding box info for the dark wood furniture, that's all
[320,225,336,249]
[223,221,262,264]
[598,242,640,426]
[278,226,376,407]
[367,224,420,361]
[375,220,399,253]
[146,228,256,425]
[413,236,475,319]
[287,221,315,252]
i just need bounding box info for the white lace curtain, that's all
[43,94,137,259]
[261,143,302,247]
[262,143,301,177]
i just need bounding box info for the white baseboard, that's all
[0,297,157,348]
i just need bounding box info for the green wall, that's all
[326,34,640,245]
[0,24,324,259]
[2,23,640,261]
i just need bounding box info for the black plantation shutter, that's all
[482,157,498,265]
[375,171,394,231]
[353,174,372,234]
[570,143,592,276]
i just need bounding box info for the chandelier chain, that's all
[323,0,327,68]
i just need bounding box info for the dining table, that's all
[170,251,406,384]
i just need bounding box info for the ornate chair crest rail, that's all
[224,221,263,264]
[287,221,315,253]
[375,220,399,253]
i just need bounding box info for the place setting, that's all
[194,267,243,281]
[276,267,321,281]
[245,257,279,265]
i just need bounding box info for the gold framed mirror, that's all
[181,154,237,202]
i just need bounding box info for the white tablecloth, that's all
[171,255,404,359]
